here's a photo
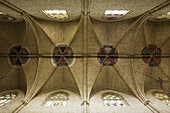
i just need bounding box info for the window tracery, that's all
[0,92,17,106]
[42,10,68,19]
[103,10,129,19]
[157,12,170,20]
[44,92,69,107]
[0,11,15,21]
[102,93,127,106]
[153,91,170,106]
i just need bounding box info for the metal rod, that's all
[0,54,169,58]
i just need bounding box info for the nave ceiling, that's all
[0,0,170,112]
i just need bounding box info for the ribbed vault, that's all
[0,0,170,113]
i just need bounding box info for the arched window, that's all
[0,92,17,106]
[152,91,170,106]
[102,93,128,106]
[44,92,69,107]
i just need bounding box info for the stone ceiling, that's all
[0,0,169,22]
[0,0,170,112]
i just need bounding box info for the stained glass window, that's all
[52,45,74,67]
[0,11,15,21]
[44,92,69,107]
[142,44,161,67]
[42,10,68,19]
[98,46,118,65]
[103,10,129,19]
[9,45,30,67]
[153,91,170,106]
[0,92,17,106]
[102,93,127,106]
[157,12,170,20]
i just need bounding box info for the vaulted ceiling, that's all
[0,0,170,22]
[0,0,170,112]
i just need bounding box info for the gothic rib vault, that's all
[0,0,170,113]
